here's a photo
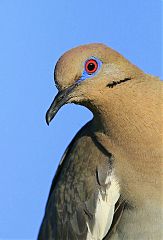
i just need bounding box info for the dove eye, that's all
[79,57,102,82]
[85,59,98,74]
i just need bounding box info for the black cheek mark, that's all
[106,77,132,88]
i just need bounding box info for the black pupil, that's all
[87,62,95,71]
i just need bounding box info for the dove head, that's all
[46,43,143,124]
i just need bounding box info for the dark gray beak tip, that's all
[45,111,52,126]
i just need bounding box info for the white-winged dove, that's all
[38,43,163,240]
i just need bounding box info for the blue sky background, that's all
[0,1,162,239]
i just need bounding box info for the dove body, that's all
[39,44,163,240]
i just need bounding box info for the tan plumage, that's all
[38,43,163,239]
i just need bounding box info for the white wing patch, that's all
[86,173,120,240]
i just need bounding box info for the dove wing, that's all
[38,121,124,240]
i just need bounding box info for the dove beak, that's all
[45,84,77,125]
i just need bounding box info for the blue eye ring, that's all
[79,57,102,81]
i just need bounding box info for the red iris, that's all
[85,59,98,74]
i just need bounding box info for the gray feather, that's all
[38,121,123,240]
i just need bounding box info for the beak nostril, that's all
[54,81,61,91]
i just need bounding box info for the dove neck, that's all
[92,78,160,144]
[90,77,162,162]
